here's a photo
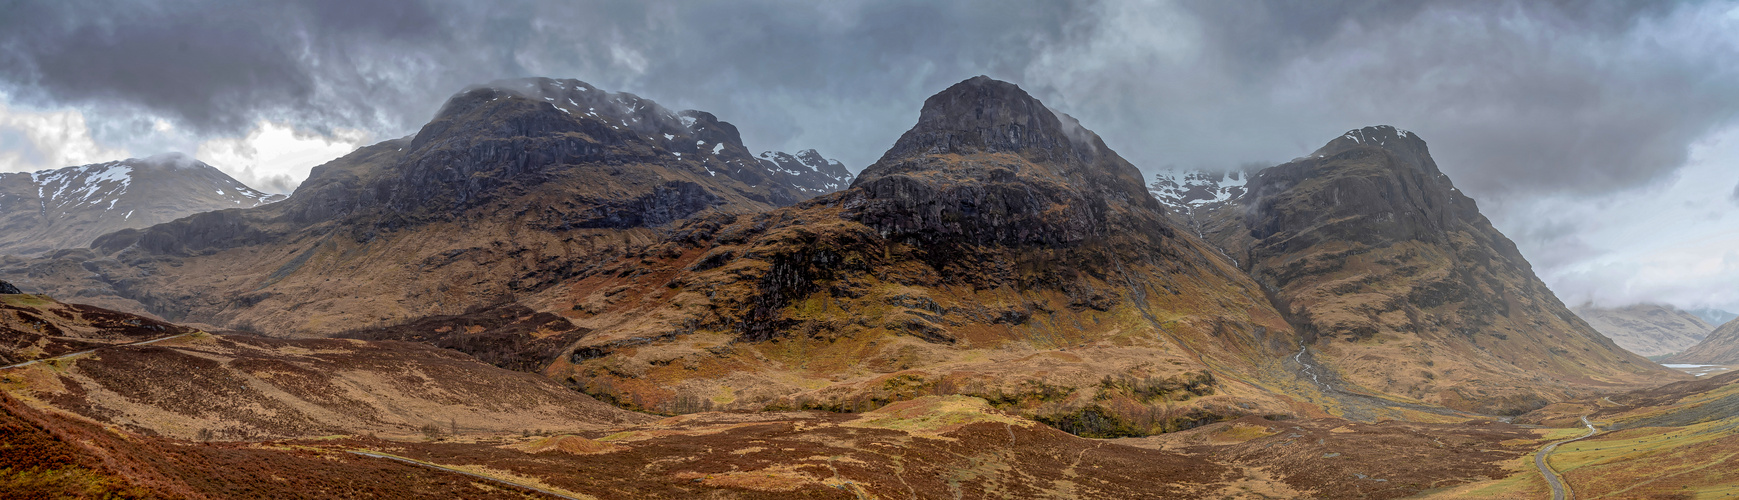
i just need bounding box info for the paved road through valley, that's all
[1535,416,1598,500]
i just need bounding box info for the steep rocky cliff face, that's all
[538,76,1305,435]
[1188,125,1683,414]
[0,154,281,257]
[0,78,846,336]
[1573,304,1712,358]
[1667,319,1739,364]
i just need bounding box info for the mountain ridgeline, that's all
[0,76,1688,434]
[0,77,852,334]
[0,154,281,257]
[1178,125,1679,413]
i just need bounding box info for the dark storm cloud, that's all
[0,0,449,135]
[1,0,1735,199]
[0,0,1090,167]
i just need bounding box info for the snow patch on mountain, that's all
[756,149,854,195]
[1149,169,1250,213]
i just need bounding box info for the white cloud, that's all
[195,121,370,193]
[0,102,131,172]
[1492,125,1739,313]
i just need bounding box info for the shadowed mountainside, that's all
[534,77,1336,432]
[1184,125,1683,415]
[0,78,851,336]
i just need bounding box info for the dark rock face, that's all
[1238,125,1506,268]
[874,75,1077,161]
[843,76,1164,251]
[1188,125,1677,414]
[571,181,721,229]
[0,280,19,294]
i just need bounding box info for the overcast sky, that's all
[1,0,1736,313]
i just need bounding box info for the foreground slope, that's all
[0,78,849,336]
[536,76,1317,433]
[0,285,196,366]
[1573,303,1712,358]
[1668,318,1739,364]
[1187,126,1681,414]
[0,291,1562,498]
[0,154,281,257]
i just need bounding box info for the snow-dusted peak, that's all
[1149,168,1251,213]
[0,155,283,255]
[755,149,854,196]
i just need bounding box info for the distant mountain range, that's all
[0,154,282,256]
[1668,315,1739,364]
[1689,307,1738,328]
[1573,304,1713,358]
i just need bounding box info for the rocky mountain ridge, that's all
[0,154,281,256]
[1183,124,1680,414]
[537,75,1305,431]
[0,77,851,335]
[756,149,853,196]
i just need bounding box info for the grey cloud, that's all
[6,0,1730,200]
[0,0,1089,168]
[1732,182,1739,203]
[3,0,1739,310]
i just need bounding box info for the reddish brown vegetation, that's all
[336,303,590,372]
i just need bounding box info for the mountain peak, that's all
[873,76,1089,164]
[1310,125,1440,176]
[137,152,203,169]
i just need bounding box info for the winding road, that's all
[1535,416,1598,500]
[0,332,192,370]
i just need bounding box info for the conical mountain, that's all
[0,154,281,256]
[1187,125,1685,414]
[544,76,1302,434]
[0,78,850,334]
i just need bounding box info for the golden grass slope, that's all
[1,332,650,441]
